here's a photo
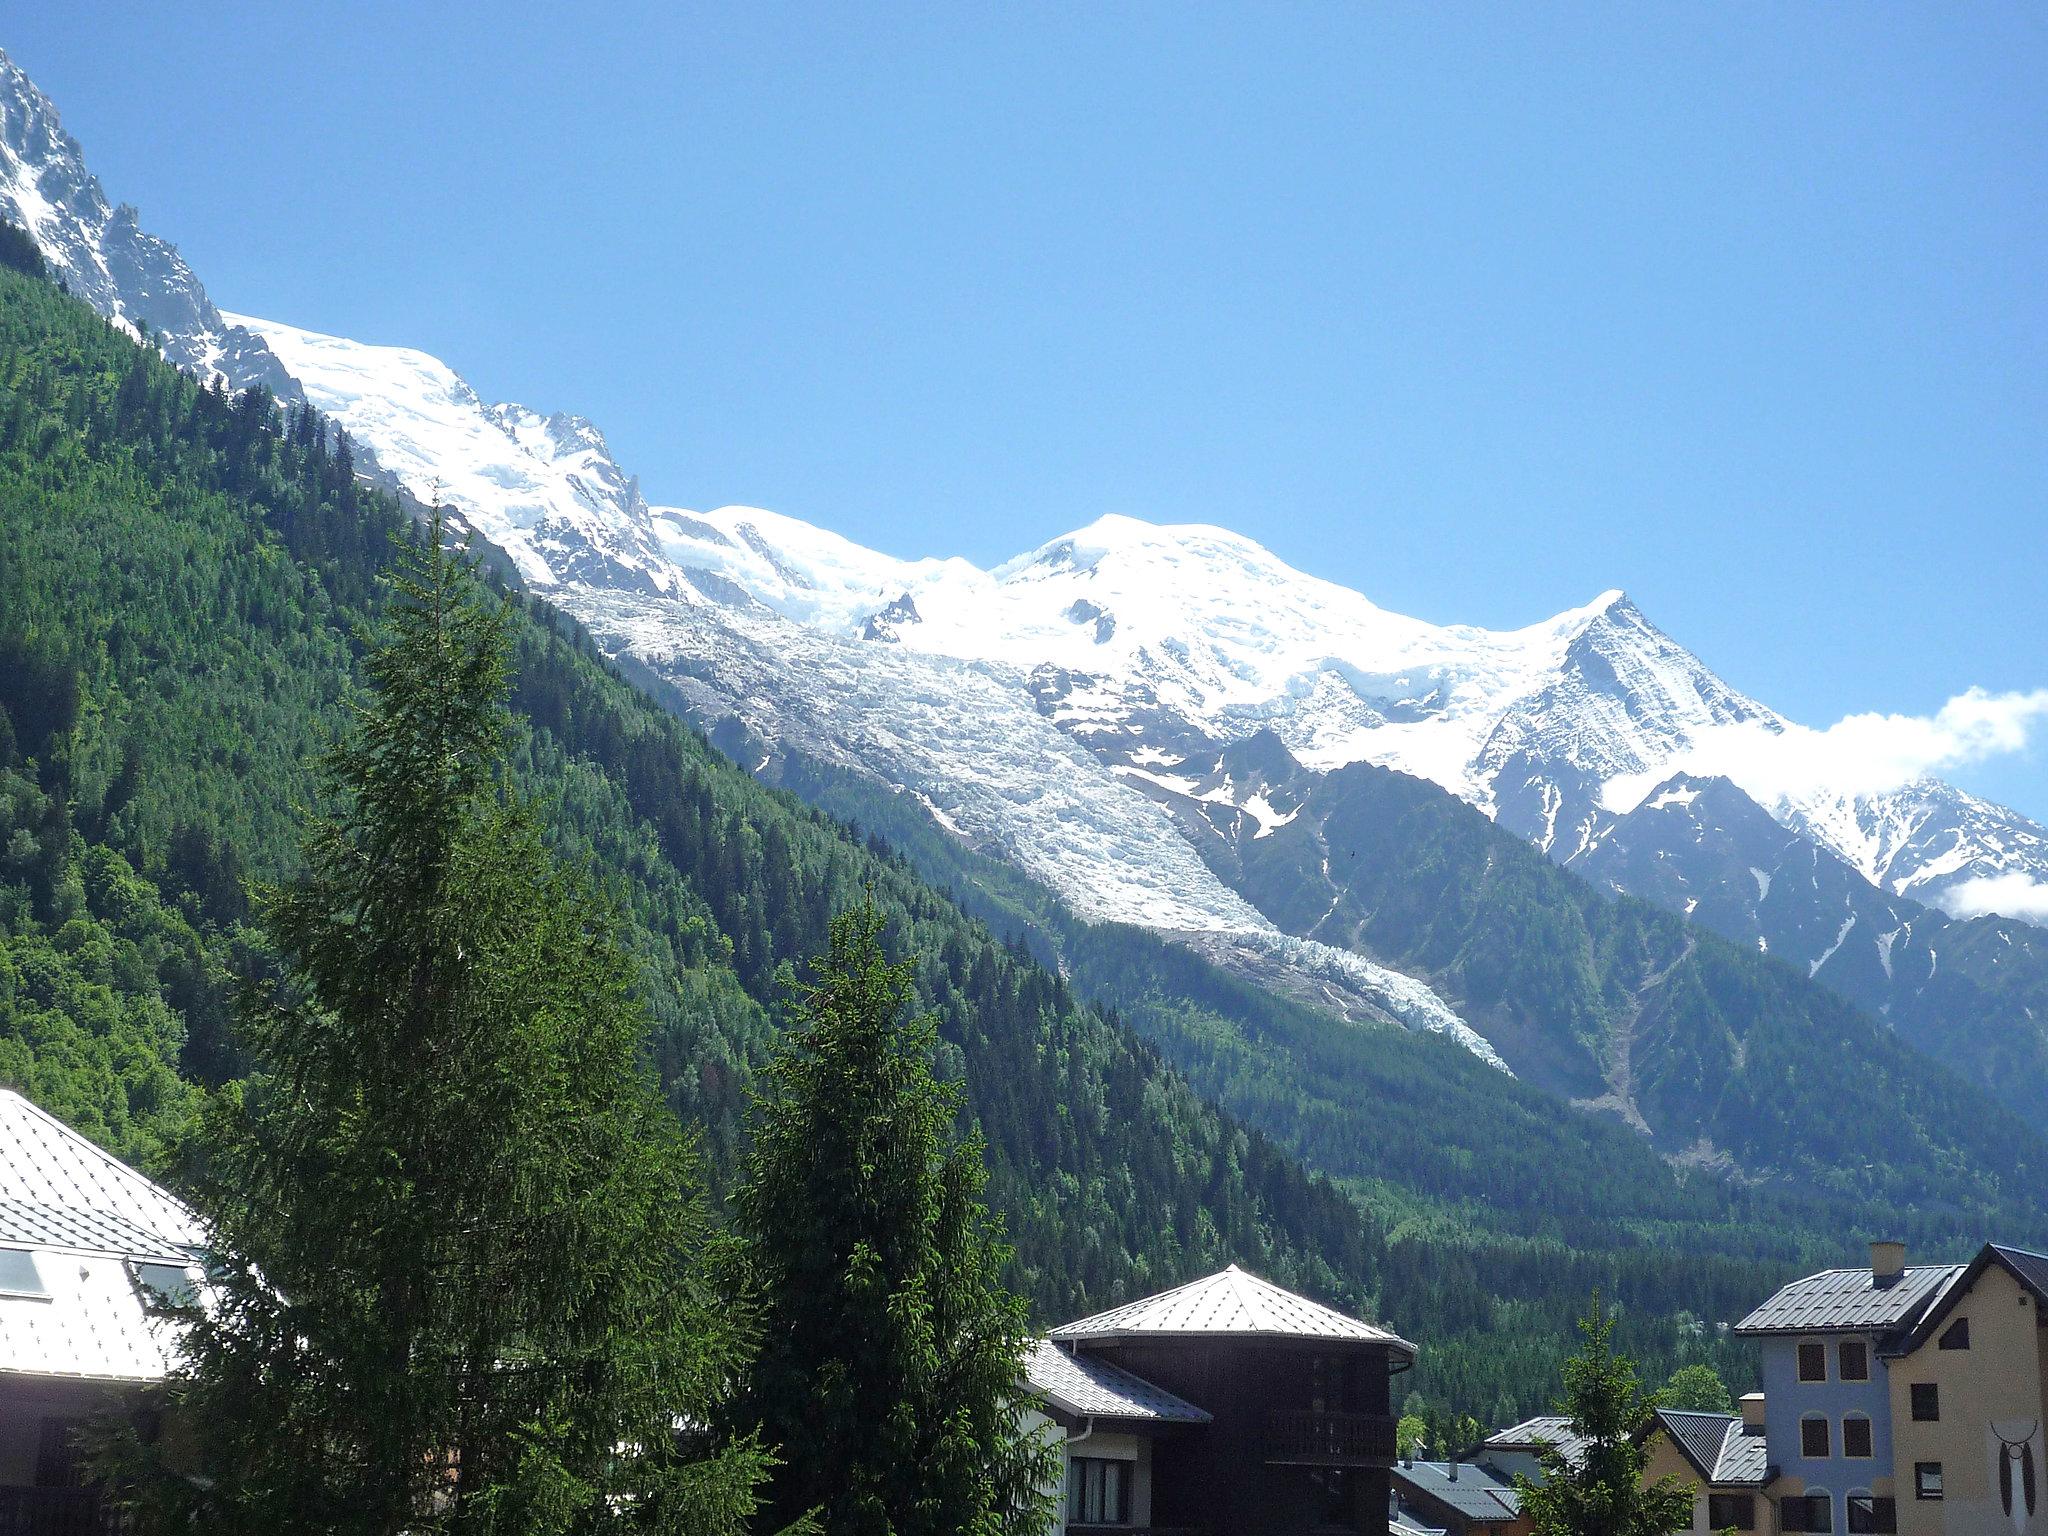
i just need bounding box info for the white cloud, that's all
[1600,687,2048,815]
[1939,873,2048,926]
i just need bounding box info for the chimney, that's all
[1871,1240,1907,1288]
[1740,1393,1766,1434]
[1448,1461,1459,1482]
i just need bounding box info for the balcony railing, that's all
[0,1488,132,1536]
[1263,1408,1398,1465]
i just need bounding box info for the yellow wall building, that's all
[1883,1247,2047,1536]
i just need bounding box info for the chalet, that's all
[1026,1263,1416,1535]
[0,1089,202,1533]
[1387,1456,1529,1536]
[1733,1239,2048,1536]
[1639,1403,1774,1536]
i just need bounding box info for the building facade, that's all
[0,1089,205,1533]
[1026,1264,1416,1536]
[1882,1246,2048,1536]
[1734,1240,2048,1536]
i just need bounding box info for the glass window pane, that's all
[0,1248,45,1296]
[1799,1343,1828,1381]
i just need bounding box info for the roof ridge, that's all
[1228,1264,1279,1332]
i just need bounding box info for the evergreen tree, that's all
[727,902,1054,1536]
[109,518,771,1535]
[1663,1363,1735,1415]
[1517,1296,1693,1536]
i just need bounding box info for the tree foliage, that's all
[728,902,1053,1536]
[1518,1297,1693,1536]
[1663,1363,1735,1415]
[107,521,770,1534]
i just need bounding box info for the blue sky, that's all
[10,4,2046,815]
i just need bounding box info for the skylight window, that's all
[129,1260,197,1308]
[0,1247,48,1298]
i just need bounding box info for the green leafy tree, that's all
[108,521,771,1534]
[727,901,1054,1536]
[1517,1296,1692,1536]
[1397,1414,1429,1460]
[1663,1363,1735,1415]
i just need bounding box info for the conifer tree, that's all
[1517,1296,1693,1536]
[727,902,1054,1536]
[111,517,771,1535]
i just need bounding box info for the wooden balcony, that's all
[0,1488,131,1536]
[1263,1408,1398,1466]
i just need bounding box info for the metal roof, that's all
[0,1091,201,1247]
[1484,1414,1590,1467]
[0,1196,187,1259]
[1050,1264,1416,1357]
[1392,1461,1523,1522]
[0,1090,203,1382]
[1713,1425,1771,1487]
[1023,1339,1212,1424]
[1732,1262,1963,1336]
[1890,1243,2048,1355]
[1991,1245,2048,1303]
[1654,1410,1771,1488]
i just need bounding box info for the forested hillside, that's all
[0,255,2027,1433]
[0,262,1371,1317]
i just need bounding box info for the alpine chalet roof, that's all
[1733,1262,1963,1336]
[0,1089,204,1382]
[0,1091,202,1248]
[1392,1461,1522,1522]
[1893,1243,2048,1353]
[1483,1414,1589,1466]
[1655,1410,1770,1488]
[1023,1339,1212,1424]
[1050,1264,1416,1358]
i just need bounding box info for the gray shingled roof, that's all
[1393,1461,1523,1522]
[1733,1263,1962,1335]
[1023,1339,1212,1424]
[1050,1264,1417,1357]
[1654,1411,1770,1488]
[1484,1414,1589,1467]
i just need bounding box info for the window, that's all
[1843,1417,1873,1459]
[1709,1494,1757,1530]
[0,1247,47,1298]
[1914,1463,1944,1501]
[1839,1340,1869,1381]
[1910,1383,1939,1422]
[129,1260,197,1308]
[1782,1493,1834,1533]
[1938,1317,1970,1350]
[1802,1416,1832,1459]
[1067,1457,1131,1525]
[1847,1495,1897,1534]
[1799,1341,1829,1381]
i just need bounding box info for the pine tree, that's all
[109,516,772,1535]
[726,902,1054,1536]
[1517,1296,1693,1536]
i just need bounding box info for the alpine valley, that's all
[3,40,2046,1430]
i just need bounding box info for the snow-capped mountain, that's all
[0,48,294,398]
[239,316,678,595]
[211,308,2048,946]
[8,40,2044,1106]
